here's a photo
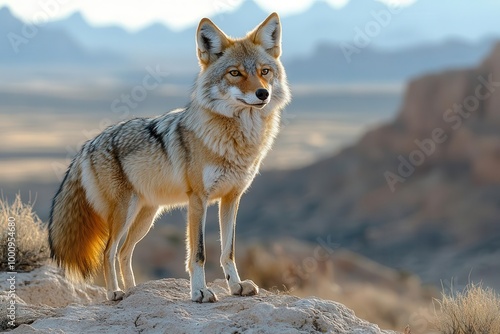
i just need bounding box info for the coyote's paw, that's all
[107,290,125,301]
[191,287,218,303]
[230,279,259,296]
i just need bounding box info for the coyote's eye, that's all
[229,70,241,77]
[261,68,270,76]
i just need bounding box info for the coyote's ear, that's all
[196,18,230,67]
[251,12,281,58]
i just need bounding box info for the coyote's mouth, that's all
[237,99,268,108]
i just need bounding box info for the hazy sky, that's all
[0,0,415,31]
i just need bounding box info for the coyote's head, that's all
[193,13,290,117]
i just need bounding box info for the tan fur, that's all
[49,12,290,302]
[49,162,109,280]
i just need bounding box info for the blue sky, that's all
[0,0,415,31]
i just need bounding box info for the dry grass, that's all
[433,283,500,334]
[0,195,50,271]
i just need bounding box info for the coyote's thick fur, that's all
[49,12,290,302]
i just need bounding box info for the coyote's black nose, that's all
[255,88,269,101]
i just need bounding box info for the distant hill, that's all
[279,0,500,50]
[1,1,500,83]
[234,44,500,290]
[0,7,124,66]
[287,39,496,83]
[44,11,194,66]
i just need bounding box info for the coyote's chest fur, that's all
[190,107,276,165]
[196,109,274,197]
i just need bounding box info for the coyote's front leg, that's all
[219,193,259,296]
[186,193,217,303]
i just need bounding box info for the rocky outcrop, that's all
[360,43,500,183]
[1,266,396,334]
[0,266,106,308]
[0,266,106,330]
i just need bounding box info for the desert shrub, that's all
[0,195,50,271]
[433,283,500,334]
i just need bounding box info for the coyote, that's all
[49,12,290,302]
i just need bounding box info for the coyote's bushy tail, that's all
[49,162,108,281]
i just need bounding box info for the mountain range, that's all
[1,1,500,83]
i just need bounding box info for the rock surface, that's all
[0,265,106,308]
[1,266,396,334]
